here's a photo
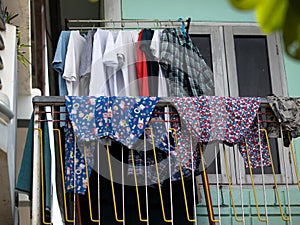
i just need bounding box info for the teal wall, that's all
[122,0,256,22]
[122,1,300,224]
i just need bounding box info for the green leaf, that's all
[256,0,289,33]
[228,0,260,10]
[283,0,300,59]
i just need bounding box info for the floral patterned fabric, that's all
[238,120,270,168]
[65,96,98,142]
[172,96,261,143]
[65,95,271,192]
[171,96,270,169]
[64,121,94,194]
[65,96,160,148]
[95,96,160,148]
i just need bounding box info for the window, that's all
[189,23,295,185]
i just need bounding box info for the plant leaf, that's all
[283,0,300,59]
[256,0,289,33]
[228,0,260,10]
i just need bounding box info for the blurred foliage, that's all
[4,7,31,69]
[229,0,300,60]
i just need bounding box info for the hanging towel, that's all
[16,113,52,210]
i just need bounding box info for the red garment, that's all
[136,29,149,96]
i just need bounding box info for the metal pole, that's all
[201,171,216,225]
[32,106,41,225]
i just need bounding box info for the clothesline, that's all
[65,18,192,32]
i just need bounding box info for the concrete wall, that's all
[0,24,17,225]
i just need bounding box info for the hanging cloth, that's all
[136,29,150,96]
[160,28,215,97]
[95,96,160,148]
[140,28,159,96]
[65,96,160,148]
[267,95,300,138]
[171,96,270,169]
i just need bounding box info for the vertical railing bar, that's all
[106,140,124,222]
[73,136,77,224]
[53,128,74,222]
[192,138,198,225]
[236,146,245,225]
[257,119,269,225]
[35,127,51,224]
[84,144,100,222]
[280,125,292,224]
[223,144,243,222]
[244,138,268,223]
[215,145,222,225]
[144,132,150,225]
[199,145,220,223]
[97,140,101,224]
[145,127,172,222]
[287,133,300,189]
[122,146,125,224]
[260,129,290,221]
[131,149,148,222]
[32,107,41,225]
[167,129,174,225]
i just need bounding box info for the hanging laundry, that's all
[238,120,270,168]
[136,29,150,96]
[171,96,270,168]
[52,31,70,97]
[103,30,125,96]
[52,31,70,127]
[96,96,160,148]
[65,96,160,148]
[16,113,52,210]
[62,30,86,96]
[172,96,260,143]
[79,29,96,95]
[267,95,300,138]
[63,120,95,194]
[150,30,169,97]
[140,28,159,96]
[65,96,98,142]
[160,28,214,97]
[89,29,111,96]
[117,30,140,96]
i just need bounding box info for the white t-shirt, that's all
[103,31,124,96]
[89,29,110,96]
[150,30,168,97]
[118,30,140,96]
[62,30,85,96]
[102,30,140,96]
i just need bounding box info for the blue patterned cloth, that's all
[65,96,161,192]
[64,121,94,194]
[95,96,160,148]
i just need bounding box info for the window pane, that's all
[234,35,280,174]
[234,36,272,97]
[190,35,213,71]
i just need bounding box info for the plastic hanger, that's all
[177,18,187,37]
